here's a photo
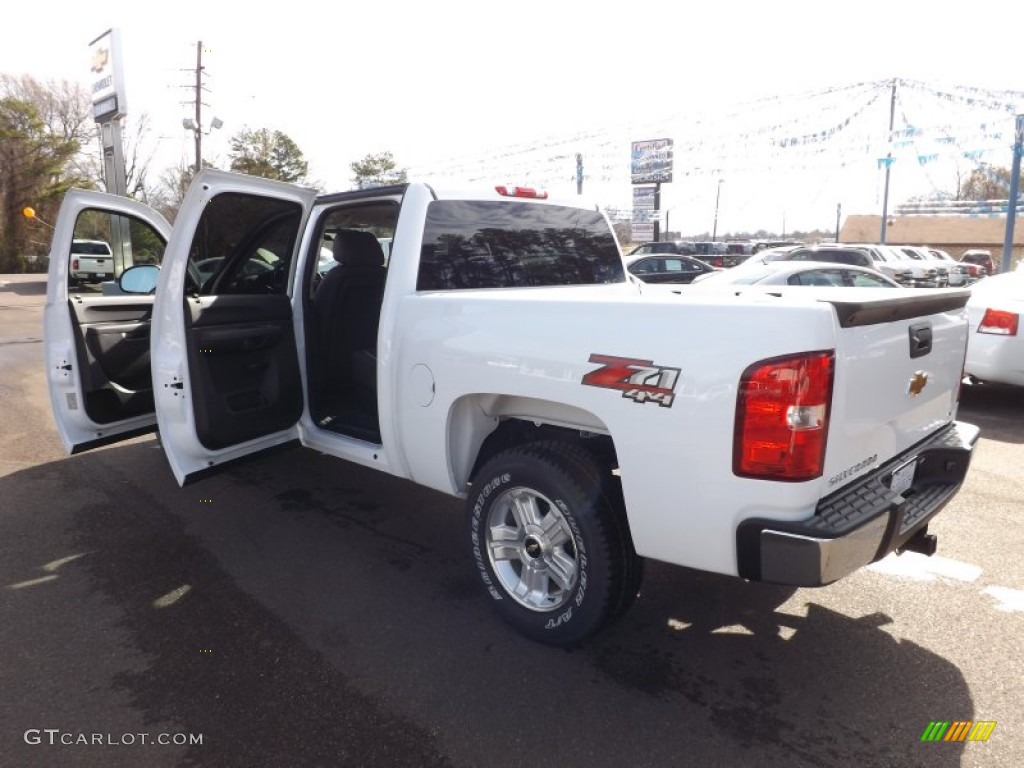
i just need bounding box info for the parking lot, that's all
[1,274,1021,767]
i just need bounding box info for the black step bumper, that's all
[736,421,980,586]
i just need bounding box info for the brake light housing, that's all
[734,351,835,481]
[977,308,1018,336]
[495,185,548,200]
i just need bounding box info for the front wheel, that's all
[467,441,639,646]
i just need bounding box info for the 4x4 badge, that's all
[582,354,680,407]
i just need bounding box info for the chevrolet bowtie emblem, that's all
[91,47,109,74]
[908,371,929,396]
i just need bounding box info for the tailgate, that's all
[823,290,970,492]
[75,256,112,273]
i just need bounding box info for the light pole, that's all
[880,79,897,244]
[1001,114,1023,273]
[711,179,724,241]
[182,116,223,174]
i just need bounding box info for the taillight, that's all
[72,259,79,270]
[734,351,834,481]
[978,309,1018,336]
[495,185,548,199]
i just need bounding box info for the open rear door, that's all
[44,190,171,453]
[151,170,317,485]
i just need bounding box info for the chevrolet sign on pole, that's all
[88,28,126,121]
[88,27,130,274]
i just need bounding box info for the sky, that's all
[3,0,1023,234]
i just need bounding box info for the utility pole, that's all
[835,203,842,242]
[1001,114,1023,272]
[575,153,583,195]
[653,183,661,242]
[711,179,723,241]
[181,41,215,174]
[193,41,203,173]
[880,79,897,244]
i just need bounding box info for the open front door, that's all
[44,190,171,453]
[152,170,317,485]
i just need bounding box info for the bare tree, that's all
[77,113,159,202]
[0,75,94,272]
[150,158,199,223]
[958,164,1019,201]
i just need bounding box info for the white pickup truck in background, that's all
[44,171,979,645]
[69,239,113,284]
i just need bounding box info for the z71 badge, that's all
[581,354,680,407]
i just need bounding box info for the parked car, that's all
[627,240,697,257]
[725,241,754,258]
[625,253,718,284]
[689,260,901,289]
[928,248,972,286]
[735,244,802,268]
[772,244,912,284]
[892,245,949,287]
[69,239,114,284]
[964,270,1023,387]
[752,240,802,253]
[691,241,729,267]
[961,249,995,276]
[726,245,814,273]
[862,244,939,287]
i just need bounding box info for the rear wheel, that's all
[467,441,640,646]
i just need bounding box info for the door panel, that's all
[71,298,156,422]
[45,190,171,453]
[185,294,303,449]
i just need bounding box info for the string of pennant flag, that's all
[407,78,1021,219]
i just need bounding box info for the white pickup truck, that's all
[45,170,979,646]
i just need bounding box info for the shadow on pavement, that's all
[0,439,974,768]
[959,382,1024,444]
[0,276,47,297]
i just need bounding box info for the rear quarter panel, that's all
[391,286,847,576]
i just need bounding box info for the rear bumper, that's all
[736,421,980,586]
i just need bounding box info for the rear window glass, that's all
[71,241,112,255]
[417,201,623,290]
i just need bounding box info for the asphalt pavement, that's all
[1,274,1021,767]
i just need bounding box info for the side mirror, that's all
[118,264,160,294]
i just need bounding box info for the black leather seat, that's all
[311,230,386,437]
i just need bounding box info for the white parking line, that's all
[868,553,1024,613]
[867,552,983,582]
[981,586,1024,613]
